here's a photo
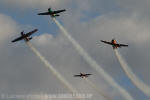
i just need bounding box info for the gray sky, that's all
[0,0,150,100]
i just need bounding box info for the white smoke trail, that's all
[114,49,150,98]
[26,42,82,100]
[84,78,112,100]
[52,18,134,100]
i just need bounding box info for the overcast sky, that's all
[0,0,150,100]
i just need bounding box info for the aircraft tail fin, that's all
[48,8,52,12]
[21,31,24,36]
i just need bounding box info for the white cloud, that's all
[0,13,116,100]
[33,33,53,45]
[0,14,19,45]
[0,0,71,10]
[1,0,150,99]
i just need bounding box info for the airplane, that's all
[38,8,66,17]
[100,39,128,49]
[74,73,92,78]
[11,29,38,43]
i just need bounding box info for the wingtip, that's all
[73,75,76,77]
[35,29,38,31]
[11,40,15,43]
[37,13,41,15]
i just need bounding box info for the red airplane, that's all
[101,39,128,49]
[74,73,92,78]
[12,29,38,43]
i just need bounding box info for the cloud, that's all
[60,6,150,99]
[0,0,71,10]
[0,13,117,100]
[1,0,150,99]
[116,0,150,12]
[0,14,19,45]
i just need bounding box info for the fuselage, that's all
[80,73,88,78]
[48,8,56,17]
[21,32,32,42]
[112,39,119,49]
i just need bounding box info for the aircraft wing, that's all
[38,12,50,15]
[52,9,66,14]
[12,36,24,43]
[86,74,92,76]
[25,29,38,37]
[101,40,112,45]
[74,75,81,77]
[119,44,128,47]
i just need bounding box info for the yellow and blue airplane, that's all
[12,29,38,43]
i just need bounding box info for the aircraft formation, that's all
[11,7,133,100]
[12,8,129,78]
[12,8,65,42]
[12,8,93,78]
